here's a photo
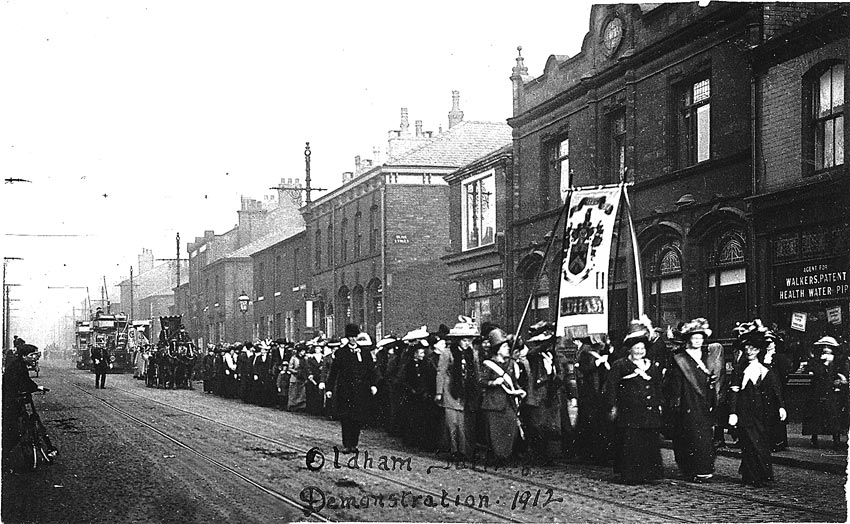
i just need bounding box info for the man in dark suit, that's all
[91,341,111,389]
[325,331,378,453]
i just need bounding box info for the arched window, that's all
[804,62,845,174]
[706,231,747,337]
[644,239,683,330]
[340,218,349,262]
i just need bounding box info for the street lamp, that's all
[3,256,23,350]
[238,292,250,341]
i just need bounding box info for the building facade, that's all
[443,145,512,325]
[305,95,512,339]
[750,4,849,349]
[250,230,308,342]
[507,3,768,343]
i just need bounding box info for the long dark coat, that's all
[252,354,275,406]
[521,342,563,440]
[604,357,664,483]
[479,358,521,460]
[575,344,615,463]
[400,356,440,449]
[664,347,721,478]
[325,346,378,422]
[304,355,324,415]
[802,356,847,436]
[90,346,111,373]
[729,363,783,484]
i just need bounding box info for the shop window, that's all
[462,171,496,250]
[645,240,683,329]
[706,232,747,337]
[677,76,711,167]
[806,63,845,173]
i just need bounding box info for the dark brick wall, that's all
[251,232,308,341]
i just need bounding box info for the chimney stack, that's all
[415,120,423,137]
[448,90,464,129]
[355,155,362,172]
[400,108,410,135]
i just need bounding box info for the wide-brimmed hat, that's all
[376,336,397,349]
[679,318,712,339]
[355,333,373,347]
[448,316,480,338]
[814,336,839,347]
[326,338,342,348]
[527,320,555,342]
[402,326,429,342]
[622,319,650,347]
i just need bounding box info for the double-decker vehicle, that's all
[74,321,92,370]
[89,311,133,373]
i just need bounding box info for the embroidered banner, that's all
[556,186,622,338]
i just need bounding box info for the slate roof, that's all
[386,120,512,168]
[227,221,305,260]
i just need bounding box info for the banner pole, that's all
[510,191,571,352]
[622,185,644,316]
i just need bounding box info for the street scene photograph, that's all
[1,1,848,522]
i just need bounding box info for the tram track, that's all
[70,383,332,523]
[71,374,844,522]
[85,380,694,523]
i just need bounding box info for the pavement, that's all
[663,422,849,475]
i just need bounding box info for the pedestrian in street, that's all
[728,328,786,487]
[319,339,341,418]
[400,338,440,450]
[604,321,664,484]
[223,344,239,398]
[373,336,397,428]
[802,336,848,450]
[237,343,255,402]
[202,345,216,394]
[479,327,525,464]
[305,341,325,415]
[325,331,379,453]
[91,341,112,389]
[762,328,796,451]
[520,320,563,464]
[575,335,615,465]
[663,317,723,482]
[288,343,308,412]
[436,317,481,461]
[252,341,275,406]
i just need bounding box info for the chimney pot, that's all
[400,108,410,134]
[415,120,423,137]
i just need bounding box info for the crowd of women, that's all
[140,315,849,488]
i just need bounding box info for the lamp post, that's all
[238,292,250,342]
[3,257,23,350]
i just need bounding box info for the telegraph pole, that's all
[3,256,23,349]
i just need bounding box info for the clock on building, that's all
[603,17,624,56]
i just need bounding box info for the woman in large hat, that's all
[520,320,562,463]
[604,321,664,483]
[727,328,786,486]
[399,332,440,450]
[478,327,525,463]
[436,316,481,460]
[663,317,722,482]
[575,334,615,465]
[802,336,848,450]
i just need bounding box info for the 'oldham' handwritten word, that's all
[305,446,412,472]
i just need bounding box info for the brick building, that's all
[305,94,511,339]
[185,181,304,346]
[443,145,512,325]
[249,229,308,342]
[117,248,188,341]
[508,3,764,342]
[750,4,849,349]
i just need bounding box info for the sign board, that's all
[790,312,807,332]
[556,187,621,338]
[305,300,314,328]
[773,256,850,303]
[827,306,842,325]
[393,234,410,244]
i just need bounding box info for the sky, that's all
[0,0,599,346]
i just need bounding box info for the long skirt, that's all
[671,413,715,477]
[445,407,476,457]
[288,379,306,411]
[484,407,519,460]
[738,424,773,484]
[306,381,323,415]
[615,427,663,483]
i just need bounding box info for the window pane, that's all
[825,119,835,168]
[837,115,844,166]
[697,103,710,162]
[693,78,710,103]
[660,276,683,294]
[816,121,825,169]
[719,267,746,286]
[833,64,844,111]
[660,292,682,329]
[819,69,832,118]
[481,175,495,245]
